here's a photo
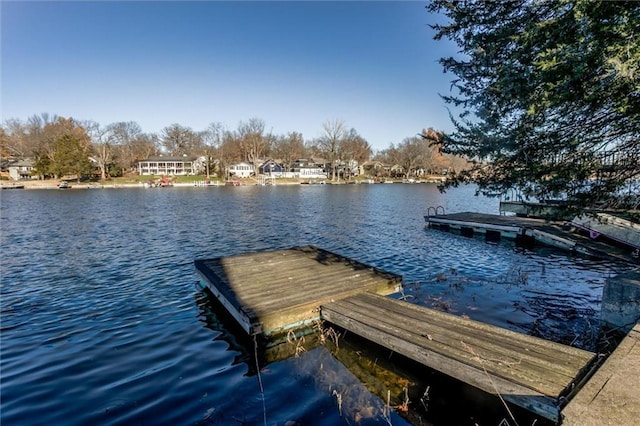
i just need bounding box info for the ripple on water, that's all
[0,186,631,425]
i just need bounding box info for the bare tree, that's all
[85,121,113,180]
[204,122,226,178]
[340,128,372,179]
[272,131,306,172]
[1,120,30,159]
[218,129,244,180]
[102,121,142,173]
[161,124,202,156]
[126,133,159,172]
[236,118,270,173]
[16,113,61,161]
[317,119,347,181]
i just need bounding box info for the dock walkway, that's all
[321,292,596,423]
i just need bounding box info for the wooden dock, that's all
[425,212,637,263]
[562,323,640,426]
[194,245,402,339]
[321,292,597,423]
[195,245,600,422]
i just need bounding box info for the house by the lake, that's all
[137,156,204,176]
[258,159,284,176]
[291,158,327,179]
[228,162,254,178]
[8,159,37,180]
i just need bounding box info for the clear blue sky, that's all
[1,1,457,152]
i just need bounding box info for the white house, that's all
[8,159,37,180]
[298,167,326,178]
[228,162,254,178]
[137,156,200,176]
[291,158,327,179]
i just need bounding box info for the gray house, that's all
[8,159,37,180]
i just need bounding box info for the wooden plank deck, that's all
[194,245,402,338]
[321,292,598,422]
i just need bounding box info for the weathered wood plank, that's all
[230,271,387,303]
[248,277,395,314]
[348,293,594,370]
[194,246,401,337]
[321,293,597,423]
[336,295,586,384]
[362,292,592,359]
[321,302,562,422]
[325,298,569,397]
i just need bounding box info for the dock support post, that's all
[602,271,640,333]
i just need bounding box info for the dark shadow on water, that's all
[194,286,255,369]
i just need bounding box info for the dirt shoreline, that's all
[1,180,141,189]
[1,180,294,189]
[2,176,446,190]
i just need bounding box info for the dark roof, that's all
[9,159,35,167]
[140,156,197,162]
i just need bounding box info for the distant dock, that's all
[195,245,601,422]
[425,212,638,263]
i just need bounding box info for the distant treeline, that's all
[1,114,468,180]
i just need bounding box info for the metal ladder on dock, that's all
[426,205,445,218]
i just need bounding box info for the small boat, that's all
[57,182,71,189]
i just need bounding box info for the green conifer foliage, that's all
[428,0,639,212]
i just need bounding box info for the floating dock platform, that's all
[321,292,597,423]
[195,245,600,422]
[194,245,402,339]
[425,212,638,263]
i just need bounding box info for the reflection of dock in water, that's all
[194,245,601,423]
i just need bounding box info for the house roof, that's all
[140,156,197,162]
[9,159,34,167]
[258,159,282,167]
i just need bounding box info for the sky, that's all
[1,1,458,152]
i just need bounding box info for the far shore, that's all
[1,175,448,190]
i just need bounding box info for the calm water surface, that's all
[0,184,631,425]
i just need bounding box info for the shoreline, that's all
[1,180,303,189]
[1,177,447,190]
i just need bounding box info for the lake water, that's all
[0,184,631,425]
